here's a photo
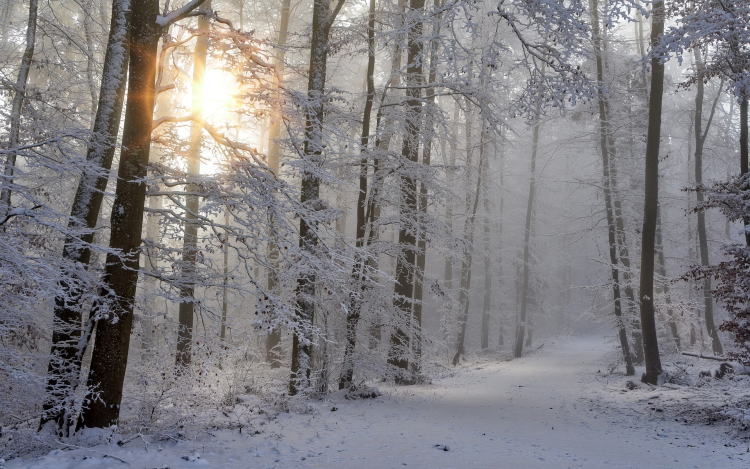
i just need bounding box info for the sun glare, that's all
[197,68,238,175]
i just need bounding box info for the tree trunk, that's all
[452,134,486,365]
[0,0,38,217]
[176,0,211,371]
[220,210,230,341]
[388,0,425,382]
[40,0,130,434]
[339,0,376,390]
[515,114,541,359]
[411,0,441,370]
[638,0,664,385]
[481,150,491,350]
[265,0,292,367]
[693,49,723,356]
[443,102,459,327]
[741,97,749,246]
[590,0,634,375]
[289,0,344,395]
[655,205,680,350]
[79,0,207,428]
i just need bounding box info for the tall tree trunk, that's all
[480,146,491,350]
[289,0,345,395]
[411,0,441,369]
[265,0,292,367]
[79,0,207,428]
[515,114,541,359]
[497,122,505,347]
[590,0,634,375]
[0,0,38,217]
[388,0,425,382]
[693,49,723,356]
[452,135,486,365]
[176,0,211,370]
[40,0,130,434]
[655,205,680,350]
[443,103,459,323]
[741,96,749,246]
[339,0,376,390]
[220,210,230,341]
[638,0,664,385]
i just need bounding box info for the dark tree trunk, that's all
[692,50,723,356]
[590,0,634,375]
[741,97,749,246]
[638,0,665,385]
[289,0,344,395]
[388,0,425,382]
[79,0,207,428]
[40,0,130,434]
[176,0,211,370]
[339,0,376,390]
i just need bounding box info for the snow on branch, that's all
[156,0,208,27]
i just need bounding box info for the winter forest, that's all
[1,0,749,466]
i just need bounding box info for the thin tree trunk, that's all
[590,0,634,375]
[265,0,292,367]
[497,122,505,347]
[741,97,749,246]
[481,148,491,350]
[693,49,723,356]
[40,0,130,434]
[452,136,486,365]
[176,0,211,370]
[515,114,541,359]
[220,210,230,341]
[655,205,680,350]
[79,0,207,428]
[339,0,376,390]
[638,0,665,385]
[411,0,441,370]
[0,0,38,217]
[443,103,459,324]
[289,0,345,395]
[388,0,425,382]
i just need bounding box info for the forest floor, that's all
[4,335,750,468]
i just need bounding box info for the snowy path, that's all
[9,336,749,468]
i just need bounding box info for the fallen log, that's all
[681,351,727,362]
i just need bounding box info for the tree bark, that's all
[265,0,292,367]
[515,114,541,359]
[481,151,491,350]
[590,0,634,375]
[40,0,130,434]
[289,0,345,395]
[655,205,680,350]
[692,49,723,356]
[0,0,38,217]
[741,97,749,246]
[638,0,664,385]
[452,132,486,365]
[79,0,207,428]
[176,0,211,371]
[388,0,425,382]
[339,0,376,390]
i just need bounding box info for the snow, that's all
[6,336,749,468]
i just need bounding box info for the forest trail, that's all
[9,336,748,468]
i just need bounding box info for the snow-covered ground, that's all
[5,336,749,468]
